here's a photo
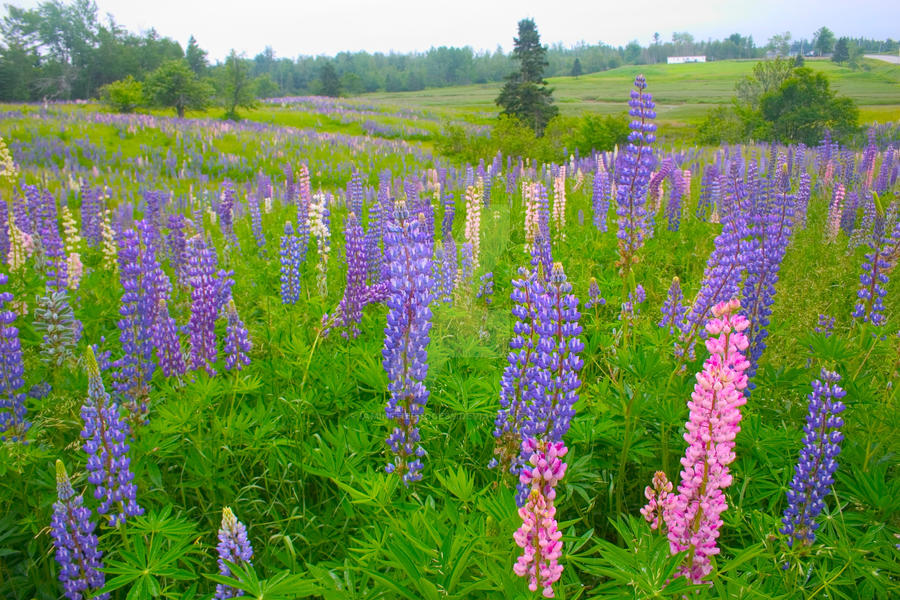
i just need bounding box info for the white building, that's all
[667,56,707,64]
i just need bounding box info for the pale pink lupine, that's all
[823,160,834,185]
[67,253,83,290]
[464,179,483,271]
[826,184,845,242]
[682,169,692,197]
[663,298,750,584]
[552,166,566,241]
[7,220,33,271]
[514,439,567,598]
[523,181,538,247]
[640,471,673,532]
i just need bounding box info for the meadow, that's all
[0,70,899,600]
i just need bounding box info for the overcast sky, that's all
[8,0,900,61]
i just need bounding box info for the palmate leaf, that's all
[204,560,319,599]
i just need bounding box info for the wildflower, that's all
[215,507,254,600]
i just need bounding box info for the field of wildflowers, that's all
[0,76,898,599]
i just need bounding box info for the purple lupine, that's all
[187,236,220,375]
[279,221,302,305]
[80,185,103,247]
[781,369,846,548]
[659,277,688,336]
[592,168,610,232]
[383,206,433,485]
[476,271,494,305]
[113,227,154,418]
[874,147,894,194]
[249,189,266,253]
[741,165,795,379]
[815,314,835,337]
[38,190,68,292]
[697,165,718,220]
[852,216,898,327]
[348,170,364,221]
[166,214,190,285]
[441,235,457,303]
[616,74,656,272]
[152,298,186,377]
[666,170,684,231]
[365,180,387,283]
[679,182,749,363]
[585,277,605,309]
[50,460,109,600]
[218,181,238,249]
[81,346,143,526]
[458,242,474,287]
[0,272,28,440]
[215,507,254,600]
[224,300,252,371]
[326,212,368,337]
[795,173,811,229]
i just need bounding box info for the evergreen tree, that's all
[495,18,558,136]
[832,38,850,63]
[185,35,208,75]
[320,62,341,97]
[571,57,583,78]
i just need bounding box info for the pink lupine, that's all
[640,471,673,532]
[513,439,567,598]
[664,299,750,584]
[825,184,845,242]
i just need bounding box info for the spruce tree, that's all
[571,58,583,78]
[496,18,558,136]
[320,62,342,97]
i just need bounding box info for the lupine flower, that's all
[664,299,750,583]
[383,205,433,484]
[513,439,567,598]
[215,507,254,600]
[659,277,688,336]
[310,193,331,297]
[224,299,252,371]
[551,167,566,241]
[152,298,186,378]
[852,216,898,327]
[7,217,34,272]
[476,271,494,305]
[166,214,190,284]
[279,221,302,304]
[584,277,605,309]
[640,471,673,532]
[325,212,368,337]
[80,185,103,248]
[0,135,18,183]
[218,181,239,250]
[616,74,656,272]
[795,173,811,229]
[0,272,29,440]
[249,188,266,253]
[81,346,143,526]
[825,184,845,243]
[464,179,483,272]
[100,210,117,273]
[815,314,835,337]
[742,167,795,379]
[666,170,685,231]
[34,289,78,367]
[781,369,846,548]
[187,236,220,375]
[50,460,109,600]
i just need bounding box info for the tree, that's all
[832,38,850,63]
[221,49,255,120]
[185,35,207,75]
[319,61,341,97]
[99,75,143,112]
[735,57,795,107]
[571,58,582,78]
[759,68,858,144]
[813,27,835,56]
[574,113,629,153]
[495,18,558,136]
[145,59,211,118]
[768,32,792,56]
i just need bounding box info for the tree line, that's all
[3,0,898,103]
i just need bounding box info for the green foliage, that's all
[571,57,583,78]
[99,75,144,113]
[253,73,279,99]
[735,57,796,108]
[814,26,836,56]
[573,113,630,154]
[185,35,208,75]
[319,62,341,97]
[759,67,859,144]
[832,38,851,63]
[221,50,256,120]
[145,60,213,118]
[495,18,558,136]
[694,104,748,144]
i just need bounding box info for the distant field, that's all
[362,58,900,128]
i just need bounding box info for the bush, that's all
[99,76,144,113]
[573,113,630,154]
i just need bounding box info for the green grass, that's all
[361,58,900,126]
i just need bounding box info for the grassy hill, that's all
[362,58,900,129]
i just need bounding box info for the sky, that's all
[8,0,900,61]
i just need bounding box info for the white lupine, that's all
[464,178,483,272]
